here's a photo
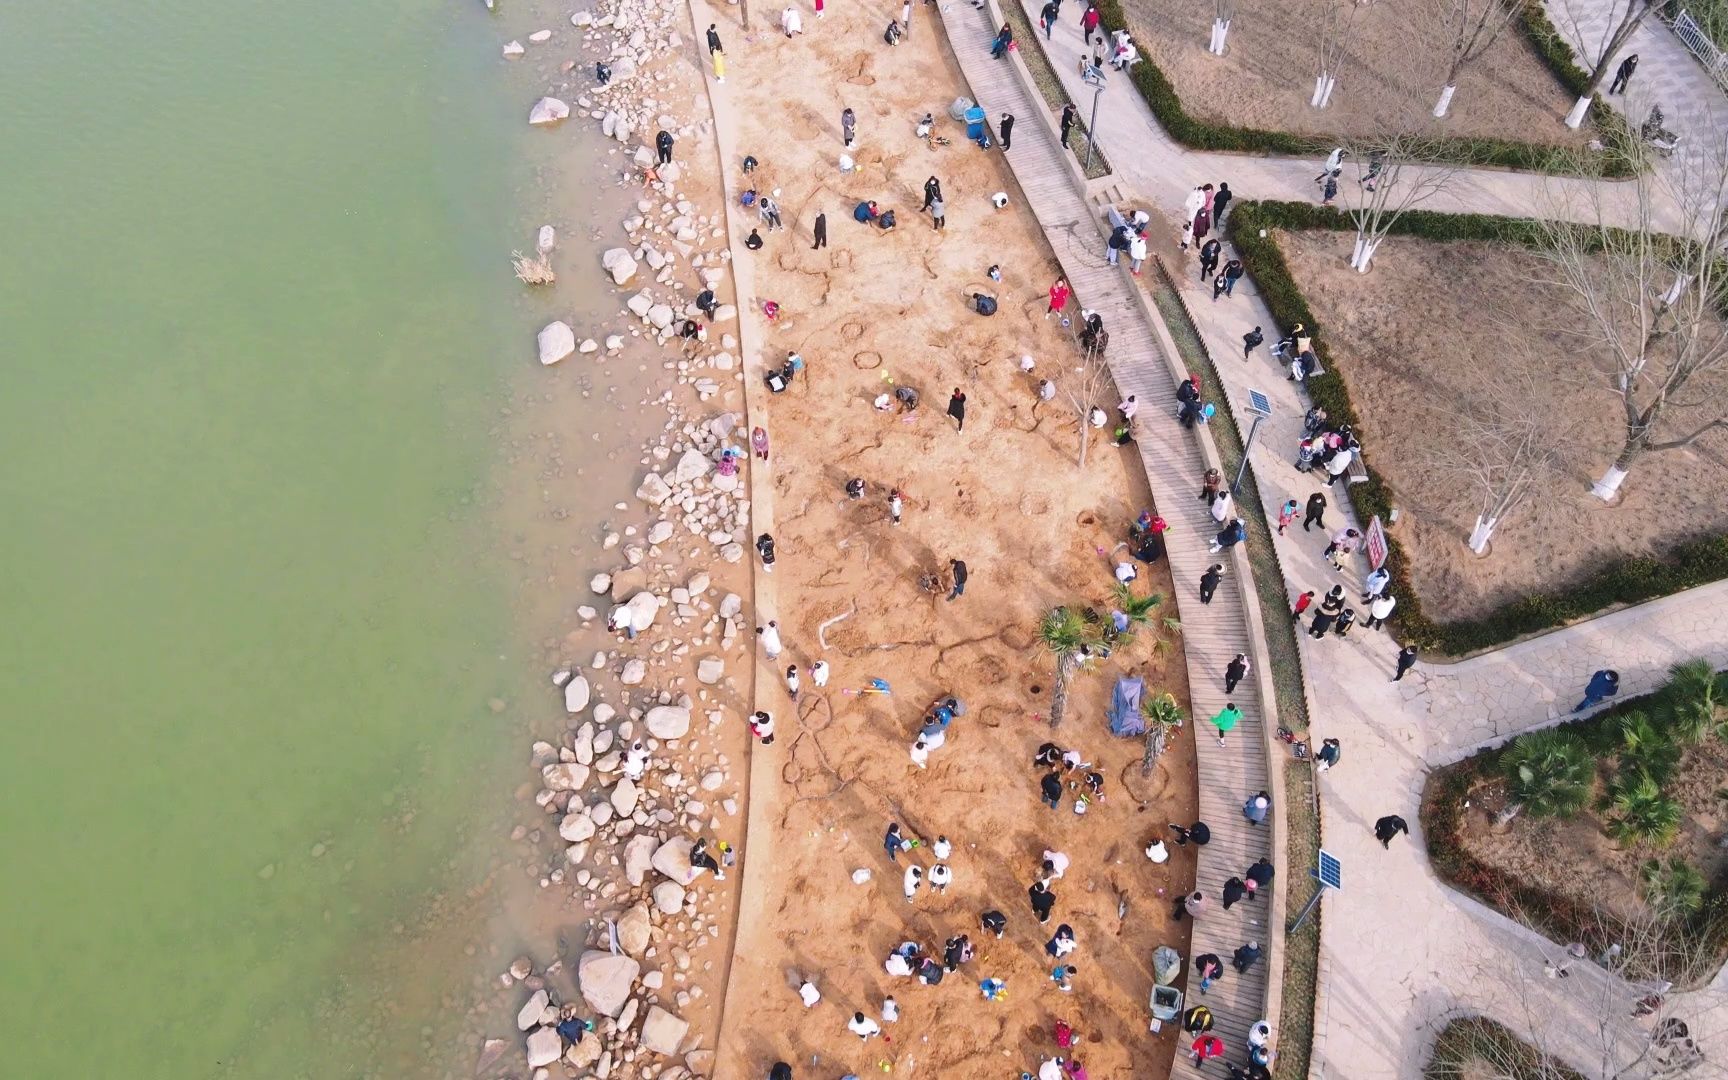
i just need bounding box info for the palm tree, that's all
[1615,710,1682,787]
[1640,856,1707,917]
[1499,730,1594,822]
[1140,692,1185,775]
[1111,583,1164,634]
[1606,774,1683,846]
[1038,606,1102,729]
[1662,658,1726,744]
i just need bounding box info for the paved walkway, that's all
[1020,0,1724,235]
[937,1,1287,1070]
[1006,4,1728,1075]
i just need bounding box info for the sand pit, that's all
[702,4,1200,1076]
[1279,230,1728,624]
[1120,0,1590,149]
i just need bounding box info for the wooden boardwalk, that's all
[934,4,1278,1072]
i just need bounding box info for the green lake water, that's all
[0,1,560,1075]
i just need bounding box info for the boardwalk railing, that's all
[1668,9,1728,91]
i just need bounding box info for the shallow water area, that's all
[0,0,657,1076]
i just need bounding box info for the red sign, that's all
[1365,516,1388,571]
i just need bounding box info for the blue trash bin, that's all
[964,106,986,141]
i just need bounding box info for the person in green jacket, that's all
[1210,702,1242,746]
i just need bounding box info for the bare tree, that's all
[1531,133,1728,500]
[1338,131,1461,271]
[1550,0,1660,128]
[1062,327,1115,468]
[1311,0,1369,109]
[1428,353,1584,554]
[1420,0,1534,118]
[1209,0,1237,54]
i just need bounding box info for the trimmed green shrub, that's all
[1605,773,1683,846]
[1503,730,1594,818]
[1642,857,1708,917]
[1226,200,1728,653]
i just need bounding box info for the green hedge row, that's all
[1421,694,1728,976]
[1227,200,1728,654]
[1087,0,1635,176]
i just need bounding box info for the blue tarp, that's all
[1107,675,1145,736]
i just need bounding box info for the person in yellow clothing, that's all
[712,48,725,82]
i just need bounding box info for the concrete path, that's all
[1149,174,1728,1080]
[936,0,1289,1069]
[1018,0,1724,235]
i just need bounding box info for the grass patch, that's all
[1149,261,1318,1080]
[996,0,1112,179]
[1424,1017,1587,1079]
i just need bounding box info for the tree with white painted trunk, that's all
[1427,355,1582,556]
[1338,131,1460,272]
[1419,0,1533,118]
[1530,133,1728,501]
[1209,0,1237,54]
[1311,0,1370,109]
[1062,324,1115,468]
[1550,0,1658,128]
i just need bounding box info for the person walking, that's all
[888,489,903,527]
[1291,589,1315,621]
[947,388,967,431]
[656,129,675,164]
[922,176,942,211]
[1169,820,1210,846]
[710,44,727,81]
[1393,642,1419,682]
[1222,876,1248,910]
[1041,0,1059,37]
[1365,593,1396,629]
[1029,878,1057,922]
[999,112,1015,151]
[1244,857,1274,898]
[1172,889,1207,921]
[784,664,800,700]
[1211,182,1233,224]
[706,23,724,53]
[756,532,776,573]
[748,710,776,745]
[1575,669,1620,712]
[1198,238,1222,282]
[1060,102,1078,147]
[1374,814,1409,848]
[1224,653,1249,693]
[1334,606,1357,638]
[1315,738,1341,771]
[1321,172,1339,206]
[1243,325,1263,359]
[1048,277,1070,318]
[1610,52,1639,94]
[841,107,857,148]
[1241,790,1269,825]
[1220,259,1244,297]
[1302,491,1327,531]
[1199,563,1224,605]
[948,558,968,601]
[1232,940,1262,973]
[812,211,827,250]
[1040,770,1063,810]
[1275,499,1298,535]
[756,620,783,660]
[1210,703,1241,746]
[752,425,770,461]
[930,194,946,230]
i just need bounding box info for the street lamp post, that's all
[1081,65,1106,173]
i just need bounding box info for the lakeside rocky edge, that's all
[486,0,752,1076]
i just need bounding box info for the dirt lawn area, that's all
[1278,230,1728,624]
[1120,0,1591,150]
[702,2,1200,1077]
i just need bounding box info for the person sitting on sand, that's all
[696,289,719,319]
[894,385,921,411]
[885,18,904,45]
[854,200,879,224]
[744,228,764,251]
[878,209,897,231]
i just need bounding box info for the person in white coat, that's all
[1181,186,1206,249]
[622,740,650,782]
[1365,593,1397,630]
[1129,231,1148,274]
[811,659,830,687]
[848,1012,882,1039]
[903,865,923,901]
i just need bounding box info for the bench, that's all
[1346,452,1369,485]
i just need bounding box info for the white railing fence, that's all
[1666,8,1728,91]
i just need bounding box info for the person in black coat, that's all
[1199,563,1224,604]
[1221,876,1248,909]
[655,129,675,164]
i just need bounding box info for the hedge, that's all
[1420,690,1728,977]
[1087,0,1636,176]
[1228,200,1728,655]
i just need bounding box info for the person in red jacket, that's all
[1047,277,1070,318]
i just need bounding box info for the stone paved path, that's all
[936,1,1290,1070]
[1004,3,1728,1074]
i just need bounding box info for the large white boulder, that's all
[542,762,590,791]
[643,704,690,739]
[624,590,660,631]
[636,473,672,505]
[559,813,597,842]
[538,321,576,366]
[671,448,711,485]
[640,1006,690,1056]
[525,1026,563,1068]
[562,675,591,713]
[516,989,550,1031]
[578,950,640,1017]
[602,247,639,286]
[610,777,640,816]
[646,303,675,330]
[652,880,686,914]
[651,835,696,881]
[617,901,652,956]
[528,97,570,125]
[502,40,526,59]
[623,833,659,886]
